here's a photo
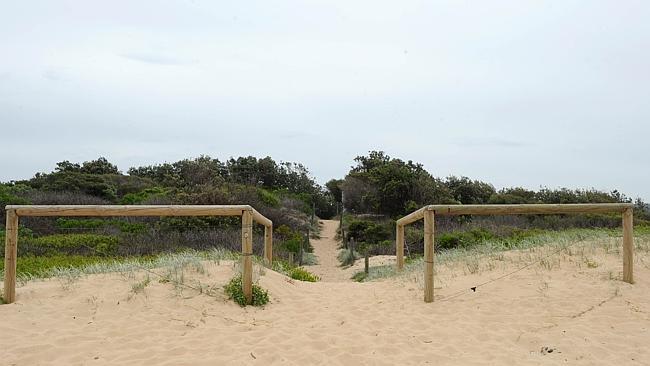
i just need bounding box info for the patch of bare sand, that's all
[2,223,650,365]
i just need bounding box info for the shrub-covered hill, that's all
[0,156,333,268]
[327,151,650,257]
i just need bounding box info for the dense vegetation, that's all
[330,151,650,257]
[2,151,649,276]
[0,156,330,275]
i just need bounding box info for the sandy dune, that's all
[2,220,649,365]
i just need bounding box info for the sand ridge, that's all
[1,220,649,365]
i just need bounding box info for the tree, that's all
[325,179,344,203]
[79,157,120,175]
[342,151,452,216]
[444,176,495,204]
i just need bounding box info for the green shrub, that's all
[437,228,495,250]
[257,188,280,207]
[119,187,168,205]
[288,267,320,282]
[224,274,269,307]
[351,271,367,282]
[275,225,308,254]
[22,234,118,256]
[347,219,392,244]
[338,248,361,266]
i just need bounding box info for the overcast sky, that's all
[1,1,648,200]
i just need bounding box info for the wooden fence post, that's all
[364,251,369,274]
[241,210,253,305]
[424,209,435,303]
[396,224,405,270]
[299,233,305,266]
[623,208,634,284]
[3,209,18,304]
[264,225,273,266]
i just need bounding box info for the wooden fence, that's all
[3,205,273,305]
[395,203,635,303]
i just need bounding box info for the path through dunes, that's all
[2,232,650,364]
[308,219,353,282]
[308,219,396,282]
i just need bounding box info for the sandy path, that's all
[307,220,351,282]
[308,220,394,282]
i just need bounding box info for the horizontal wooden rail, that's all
[396,204,635,303]
[5,205,253,217]
[251,207,272,227]
[3,205,273,305]
[426,203,632,216]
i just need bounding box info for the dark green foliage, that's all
[119,187,169,204]
[275,225,309,254]
[257,188,280,207]
[288,267,320,282]
[340,151,639,219]
[326,179,343,203]
[445,176,495,204]
[0,184,30,206]
[224,274,269,307]
[437,229,496,250]
[489,186,626,205]
[347,219,392,245]
[344,151,453,216]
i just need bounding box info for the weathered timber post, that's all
[364,251,369,274]
[424,209,435,303]
[3,209,18,304]
[299,233,305,266]
[241,210,253,305]
[396,224,405,270]
[264,224,273,266]
[623,208,634,283]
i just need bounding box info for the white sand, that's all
[2,220,649,365]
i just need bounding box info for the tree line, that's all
[327,151,649,220]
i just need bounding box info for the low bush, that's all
[346,219,392,244]
[55,218,148,234]
[338,248,361,266]
[20,234,118,256]
[288,267,320,282]
[224,274,269,307]
[437,228,495,250]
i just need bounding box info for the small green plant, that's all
[351,271,367,282]
[224,274,269,307]
[337,248,361,266]
[584,257,599,268]
[288,267,320,282]
[130,275,151,295]
[22,234,118,256]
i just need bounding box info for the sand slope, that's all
[2,220,649,365]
